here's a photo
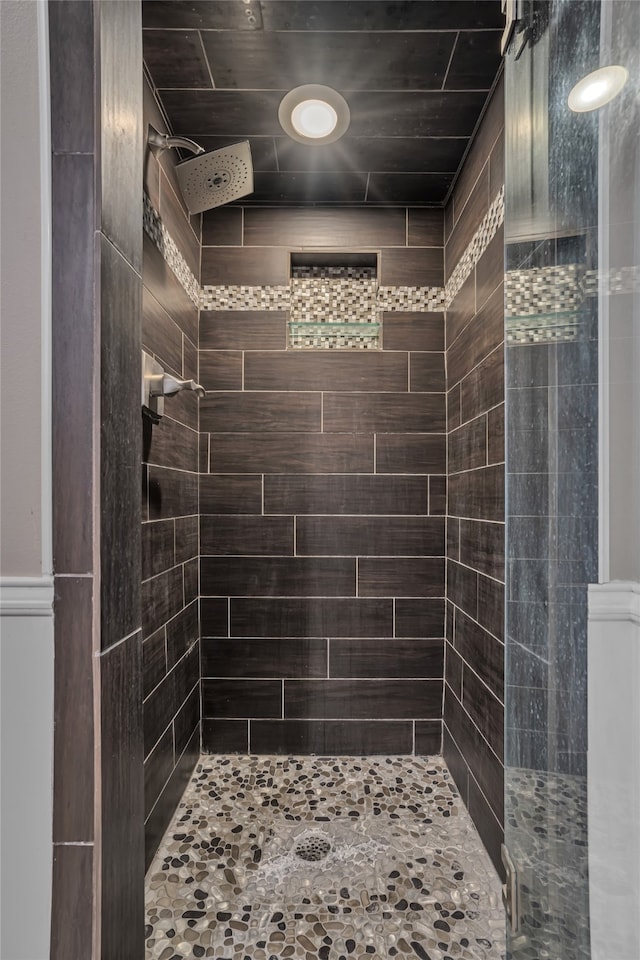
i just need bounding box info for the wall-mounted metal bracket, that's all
[142,352,164,423]
[501,843,520,935]
[142,351,205,424]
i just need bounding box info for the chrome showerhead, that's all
[175,141,254,214]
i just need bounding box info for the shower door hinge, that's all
[501,843,520,934]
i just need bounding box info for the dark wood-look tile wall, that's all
[141,73,201,866]
[200,206,447,755]
[50,3,148,955]
[443,78,505,864]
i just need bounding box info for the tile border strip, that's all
[144,191,505,315]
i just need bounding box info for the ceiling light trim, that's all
[568,65,628,113]
[279,84,350,145]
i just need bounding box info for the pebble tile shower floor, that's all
[145,755,505,960]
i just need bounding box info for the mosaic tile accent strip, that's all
[143,193,200,307]
[289,267,380,350]
[200,285,291,311]
[145,754,506,960]
[144,194,506,324]
[378,286,447,312]
[445,188,505,309]
[506,768,589,960]
[505,263,597,343]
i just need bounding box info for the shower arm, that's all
[147,125,205,157]
[148,373,205,399]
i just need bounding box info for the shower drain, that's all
[294,833,332,862]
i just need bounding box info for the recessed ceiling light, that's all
[291,99,338,139]
[568,65,628,112]
[279,84,350,145]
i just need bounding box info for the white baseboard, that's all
[588,581,640,960]
[0,575,54,616]
[0,575,54,960]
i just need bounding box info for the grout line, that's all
[355,557,359,598]
[441,32,459,91]
[326,638,330,679]
[247,718,251,752]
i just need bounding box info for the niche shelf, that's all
[288,252,381,350]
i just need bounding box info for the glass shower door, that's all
[503,2,601,956]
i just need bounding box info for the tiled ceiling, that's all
[143,0,504,206]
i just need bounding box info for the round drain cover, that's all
[294,834,331,862]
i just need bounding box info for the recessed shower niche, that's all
[288,252,381,350]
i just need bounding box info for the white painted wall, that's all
[589,3,640,958]
[0,2,54,958]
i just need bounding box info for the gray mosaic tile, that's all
[143,192,200,307]
[145,755,506,960]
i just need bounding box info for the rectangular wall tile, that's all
[199,351,243,391]
[455,610,504,700]
[409,352,446,392]
[201,557,355,597]
[100,237,142,650]
[382,312,444,352]
[142,286,183,378]
[200,475,263,514]
[50,844,94,960]
[148,466,198,521]
[200,516,294,556]
[244,352,409,393]
[201,246,289,285]
[459,520,504,581]
[243,207,407,247]
[142,520,175,581]
[449,416,487,474]
[407,209,444,247]
[53,577,94,843]
[376,434,446,474]
[448,464,505,522]
[208,433,373,474]
[284,679,443,719]
[324,393,446,434]
[395,599,446,637]
[202,679,282,718]
[230,598,393,638]
[200,392,321,433]
[144,416,199,473]
[144,727,173,819]
[201,207,243,245]
[358,558,445,598]
[100,630,144,960]
[201,598,229,637]
[379,247,444,286]
[329,639,444,679]
[296,516,445,557]
[144,728,199,871]
[142,566,184,639]
[202,638,328,679]
[415,720,443,755]
[250,719,413,755]
[264,475,428,516]
[202,718,249,753]
[199,311,287,350]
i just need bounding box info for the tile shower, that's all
[140,66,506,959]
